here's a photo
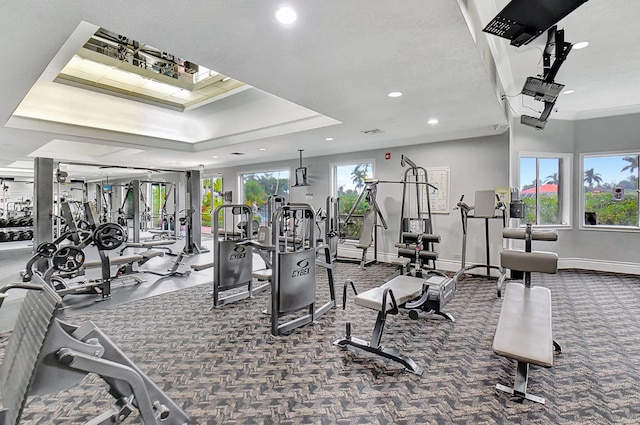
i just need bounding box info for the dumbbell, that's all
[0,232,9,242]
[0,218,7,227]
[24,229,33,240]
[8,231,20,241]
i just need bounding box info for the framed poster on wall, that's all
[426,167,450,214]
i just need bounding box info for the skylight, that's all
[55,27,246,111]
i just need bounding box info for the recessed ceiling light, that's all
[221,77,231,82]
[562,89,575,95]
[388,91,402,98]
[211,155,219,159]
[325,137,334,141]
[259,148,267,151]
[427,118,439,125]
[276,7,297,24]
[573,41,589,49]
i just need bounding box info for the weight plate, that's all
[93,222,127,250]
[52,246,85,272]
[36,242,58,258]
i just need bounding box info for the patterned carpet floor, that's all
[2,263,640,424]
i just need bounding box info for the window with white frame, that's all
[332,161,374,239]
[240,169,289,224]
[582,153,639,228]
[519,153,571,226]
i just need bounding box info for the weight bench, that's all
[0,276,192,425]
[84,251,165,283]
[493,236,561,404]
[334,274,455,375]
[118,239,177,256]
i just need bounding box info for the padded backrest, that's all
[257,226,271,245]
[474,190,497,218]
[502,229,558,241]
[501,249,558,274]
[0,283,61,425]
[358,209,376,247]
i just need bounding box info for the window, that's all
[519,153,571,226]
[332,161,374,239]
[201,176,222,230]
[240,170,289,224]
[582,154,639,228]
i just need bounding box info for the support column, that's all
[186,170,202,253]
[132,180,140,243]
[34,157,54,260]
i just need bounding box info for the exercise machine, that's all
[270,203,336,336]
[211,204,269,307]
[453,190,507,286]
[393,155,441,273]
[0,277,192,424]
[335,271,455,375]
[337,180,388,267]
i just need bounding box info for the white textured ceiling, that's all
[0,0,637,179]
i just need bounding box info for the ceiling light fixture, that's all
[573,41,589,49]
[562,89,575,95]
[276,7,297,24]
[388,91,402,98]
[211,155,219,159]
[427,118,439,125]
[325,137,334,141]
[259,148,267,151]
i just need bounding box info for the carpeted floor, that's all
[2,264,640,424]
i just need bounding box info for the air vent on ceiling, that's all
[361,128,383,134]
[230,152,245,156]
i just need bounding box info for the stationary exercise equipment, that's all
[393,155,441,273]
[453,190,507,290]
[493,222,561,404]
[337,180,388,267]
[211,204,269,307]
[335,271,455,375]
[22,201,89,281]
[0,277,192,424]
[269,203,336,336]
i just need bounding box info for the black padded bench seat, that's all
[493,281,556,404]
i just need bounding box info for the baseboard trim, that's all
[559,258,640,275]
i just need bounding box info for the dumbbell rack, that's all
[0,215,34,243]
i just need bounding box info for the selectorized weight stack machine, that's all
[211,204,269,307]
[270,203,336,336]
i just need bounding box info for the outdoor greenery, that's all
[583,160,639,226]
[201,178,223,227]
[338,163,370,239]
[521,196,559,225]
[242,172,289,224]
[584,191,638,226]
